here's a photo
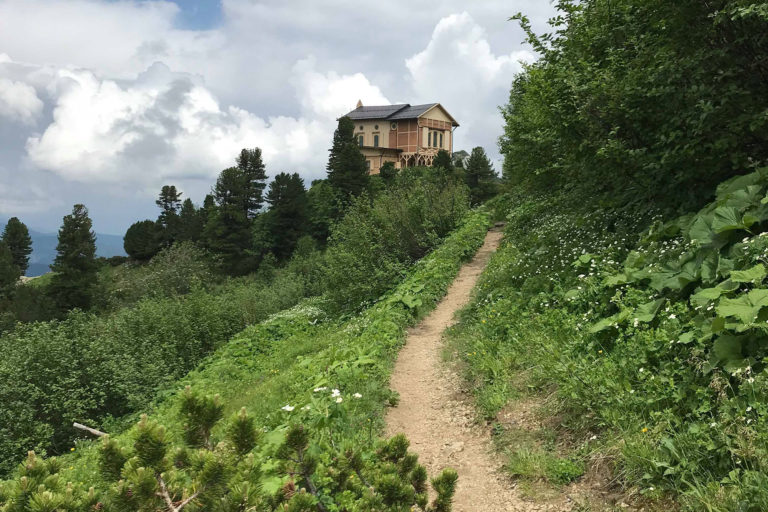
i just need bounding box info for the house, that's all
[342,100,459,174]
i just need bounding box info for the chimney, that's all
[356,99,363,108]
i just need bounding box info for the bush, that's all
[324,170,470,311]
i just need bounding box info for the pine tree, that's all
[260,172,309,260]
[49,204,98,311]
[236,148,268,218]
[177,198,204,243]
[1,217,32,275]
[124,219,162,260]
[205,168,255,275]
[327,116,369,205]
[464,146,497,204]
[156,185,182,247]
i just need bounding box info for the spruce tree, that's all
[464,146,497,204]
[327,116,369,205]
[236,148,268,218]
[1,217,32,276]
[49,204,98,311]
[261,172,308,260]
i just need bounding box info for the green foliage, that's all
[1,218,32,275]
[501,0,768,215]
[0,208,491,510]
[123,219,162,260]
[49,204,98,312]
[257,172,309,260]
[433,150,453,173]
[305,179,338,246]
[324,170,470,311]
[235,147,268,219]
[379,161,398,184]
[327,116,369,205]
[463,147,497,205]
[177,198,205,244]
[0,242,20,299]
[155,185,183,247]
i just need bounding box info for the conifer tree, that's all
[260,172,308,260]
[464,146,497,204]
[156,185,182,247]
[124,219,162,260]
[204,168,255,275]
[236,147,268,218]
[327,116,369,205]
[177,198,204,243]
[1,217,32,275]
[49,204,98,311]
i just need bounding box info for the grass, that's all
[49,208,493,496]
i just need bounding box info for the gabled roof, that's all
[344,104,409,120]
[343,103,459,126]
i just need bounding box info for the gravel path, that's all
[384,227,540,511]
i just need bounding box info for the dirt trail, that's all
[386,227,535,511]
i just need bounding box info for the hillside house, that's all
[342,101,459,174]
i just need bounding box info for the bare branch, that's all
[73,422,107,437]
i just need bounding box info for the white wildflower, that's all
[336,397,343,404]
[281,405,295,412]
[353,393,363,399]
[314,387,328,392]
[331,388,341,397]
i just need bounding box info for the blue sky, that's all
[0,0,558,234]
[167,0,222,29]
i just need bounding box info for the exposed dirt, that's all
[385,228,620,511]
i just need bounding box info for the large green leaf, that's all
[730,263,766,284]
[713,335,743,363]
[688,216,714,245]
[690,287,724,307]
[633,299,665,323]
[711,206,744,233]
[716,289,768,324]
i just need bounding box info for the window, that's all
[391,122,397,130]
[374,124,379,130]
[359,125,363,130]
[439,132,443,148]
[358,135,364,147]
[373,134,379,147]
[365,160,371,172]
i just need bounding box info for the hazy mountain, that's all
[1,217,126,277]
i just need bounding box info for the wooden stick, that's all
[73,422,107,437]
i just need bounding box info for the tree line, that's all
[0,115,498,322]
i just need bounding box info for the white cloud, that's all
[0,77,43,124]
[405,12,535,160]
[293,56,390,120]
[21,61,333,188]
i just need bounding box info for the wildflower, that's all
[598,350,603,354]
[710,422,717,427]
[629,389,635,394]
[314,387,328,392]
[302,405,311,411]
[331,389,341,397]
[353,393,363,399]
[747,406,753,412]
[642,427,648,433]
[336,397,343,404]
[669,314,676,319]
[281,405,295,412]
[70,447,75,452]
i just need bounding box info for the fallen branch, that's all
[73,422,107,437]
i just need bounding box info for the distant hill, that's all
[1,218,126,277]
[26,229,126,277]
